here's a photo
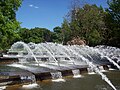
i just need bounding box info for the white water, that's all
[50,72,65,82]
[72,69,82,78]
[38,44,59,65]
[94,46,120,70]
[8,63,39,87]
[7,42,119,90]
[0,86,6,90]
[99,66,107,72]
[57,44,75,65]
[87,67,96,74]
[104,56,120,70]
[107,65,116,71]
[66,45,117,90]
[12,42,39,63]
[8,63,30,70]
[20,71,39,89]
[20,75,36,83]
[51,78,66,82]
[22,83,39,89]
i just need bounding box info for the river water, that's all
[5,70,120,90]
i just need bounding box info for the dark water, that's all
[5,70,120,90]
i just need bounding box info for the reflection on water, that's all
[5,70,120,90]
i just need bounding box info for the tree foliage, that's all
[104,0,120,47]
[18,27,53,43]
[62,19,72,44]
[60,0,120,47]
[62,3,106,46]
[0,0,22,50]
[52,26,63,43]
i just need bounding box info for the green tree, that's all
[61,19,72,44]
[52,26,63,43]
[105,0,120,47]
[62,3,106,46]
[79,4,105,45]
[18,27,53,43]
[42,28,53,42]
[107,0,120,24]
[18,28,31,43]
[0,0,22,50]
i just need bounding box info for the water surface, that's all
[5,70,120,90]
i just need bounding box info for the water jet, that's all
[0,42,119,90]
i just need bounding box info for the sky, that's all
[16,0,108,31]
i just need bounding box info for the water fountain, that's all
[0,86,6,90]
[50,72,65,82]
[20,75,36,83]
[65,45,117,90]
[1,41,120,90]
[95,45,120,69]
[72,69,82,78]
[98,66,106,72]
[37,43,59,66]
[21,75,39,89]
[87,67,96,74]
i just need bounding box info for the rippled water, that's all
[4,70,120,90]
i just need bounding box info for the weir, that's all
[87,67,95,74]
[0,41,120,90]
[72,69,81,78]
[50,72,65,82]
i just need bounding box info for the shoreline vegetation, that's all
[0,0,120,50]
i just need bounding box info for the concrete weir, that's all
[0,66,104,84]
[0,59,109,86]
